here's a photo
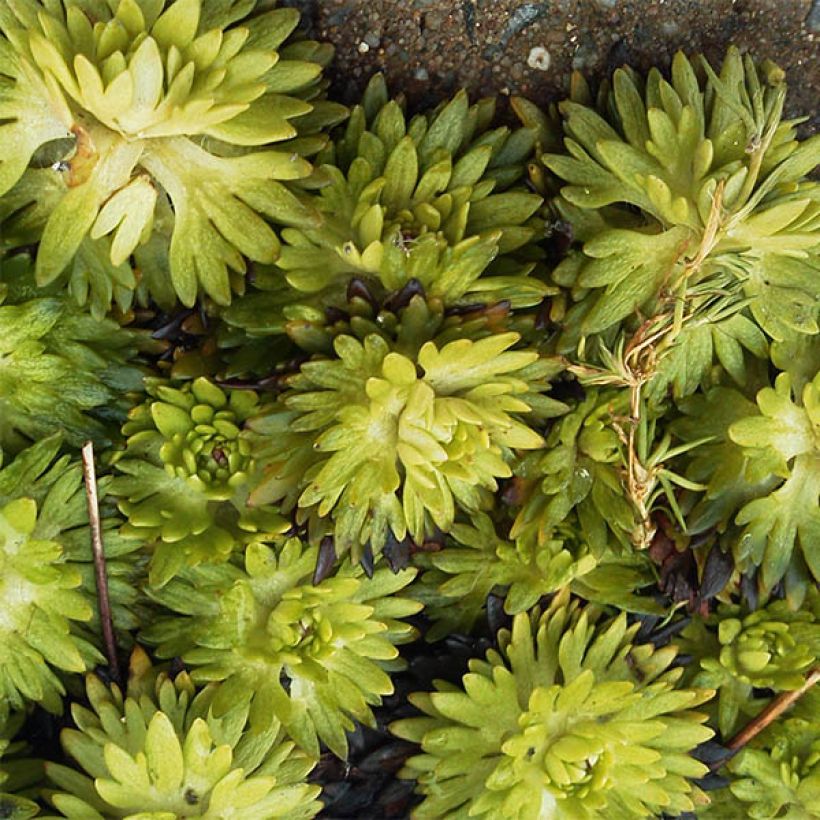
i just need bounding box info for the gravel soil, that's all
[287,0,820,130]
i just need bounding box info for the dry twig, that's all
[710,666,820,771]
[81,440,121,685]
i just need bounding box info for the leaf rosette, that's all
[43,647,321,819]
[142,537,422,759]
[680,595,818,737]
[111,376,287,586]
[675,372,819,603]
[247,330,565,559]
[521,48,819,343]
[0,253,144,453]
[0,436,141,714]
[391,589,715,819]
[273,73,546,309]
[0,0,343,309]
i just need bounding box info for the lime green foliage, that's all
[680,594,818,737]
[509,48,820,558]
[704,687,820,820]
[111,377,287,586]
[676,372,819,603]
[0,38,818,818]
[247,331,564,559]
[44,647,321,819]
[718,727,820,820]
[218,72,551,372]
[728,373,819,592]
[0,436,146,713]
[0,442,101,712]
[392,590,714,818]
[274,73,545,305]
[0,253,143,453]
[413,514,596,640]
[523,47,819,346]
[142,538,421,758]
[0,708,40,820]
[0,0,343,310]
[512,389,635,553]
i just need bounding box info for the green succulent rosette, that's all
[0,253,144,454]
[246,329,565,560]
[43,647,321,819]
[141,537,422,758]
[0,436,141,714]
[391,588,715,819]
[0,0,346,311]
[680,594,818,738]
[716,722,820,820]
[111,376,287,586]
[519,47,819,346]
[272,73,546,306]
[675,371,819,604]
[218,72,553,367]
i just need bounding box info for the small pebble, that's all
[572,41,599,71]
[364,30,381,48]
[424,11,445,31]
[527,46,551,71]
[808,0,820,33]
[357,41,370,53]
[414,67,430,81]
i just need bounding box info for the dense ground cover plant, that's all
[0,3,817,817]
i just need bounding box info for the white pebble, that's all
[357,41,370,53]
[527,46,551,72]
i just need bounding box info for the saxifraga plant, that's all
[110,376,287,586]
[246,330,564,561]
[43,647,321,819]
[0,253,145,453]
[392,589,715,819]
[0,435,140,714]
[0,0,345,312]
[0,22,817,820]
[141,537,422,759]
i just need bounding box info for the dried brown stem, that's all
[618,184,728,548]
[81,441,120,685]
[710,666,820,771]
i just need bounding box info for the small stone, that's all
[414,67,430,81]
[363,30,381,48]
[808,0,820,33]
[357,41,370,53]
[571,41,599,72]
[527,46,551,71]
[424,11,445,31]
[325,8,352,27]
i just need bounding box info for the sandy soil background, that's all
[286,0,819,132]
